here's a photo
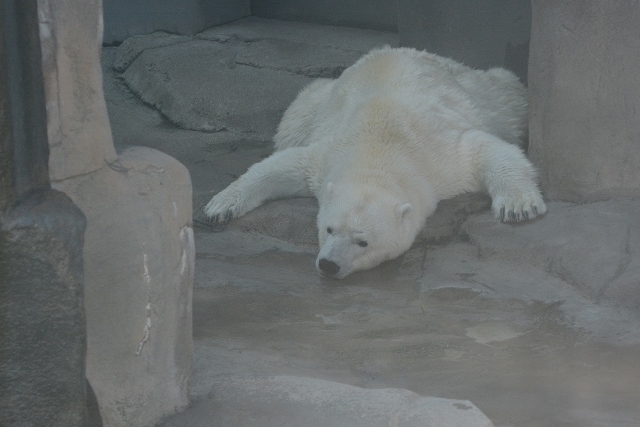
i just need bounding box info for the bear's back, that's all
[275,47,527,153]
[332,47,527,145]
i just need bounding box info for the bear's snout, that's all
[318,258,340,276]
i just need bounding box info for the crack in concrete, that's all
[235,59,346,79]
[115,36,195,73]
[596,228,633,303]
[105,158,165,175]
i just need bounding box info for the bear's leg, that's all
[464,130,547,222]
[204,147,313,223]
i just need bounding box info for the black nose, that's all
[318,258,340,276]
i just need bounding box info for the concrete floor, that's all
[102,18,640,427]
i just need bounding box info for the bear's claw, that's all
[204,207,235,224]
[203,190,243,224]
[206,212,228,225]
[493,194,547,223]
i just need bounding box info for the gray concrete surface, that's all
[103,17,640,427]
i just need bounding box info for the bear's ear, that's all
[326,182,335,198]
[396,203,412,222]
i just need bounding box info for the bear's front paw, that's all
[203,190,245,224]
[492,193,547,223]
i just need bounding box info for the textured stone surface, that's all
[38,0,118,182]
[56,147,195,427]
[102,0,250,44]
[1,2,96,425]
[462,201,640,311]
[113,32,192,72]
[418,193,491,245]
[122,40,312,135]
[0,190,89,427]
[159,376,494,427]
[528,1,640,201]
[39,0,195,425]
[116,18,397,137]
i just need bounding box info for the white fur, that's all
[205,47,546,278]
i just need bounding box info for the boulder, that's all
[0,191,92,427]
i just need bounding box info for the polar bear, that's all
[205,47,546,279]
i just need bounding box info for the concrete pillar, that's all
[37,0,195,425]
[528,1,640,201]
[0,1,98,425]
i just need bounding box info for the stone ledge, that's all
[159,375,494,427]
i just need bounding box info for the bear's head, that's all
[316,182,415,279]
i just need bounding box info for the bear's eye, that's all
[358,241,368,248]
[327,227,333,234]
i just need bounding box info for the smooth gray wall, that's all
[102,0,530,83]
[528,0,640,202]
[398,0,531,81]
[251,0,398,32]
[103,0,251,44]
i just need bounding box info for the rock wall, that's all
[0,1,96,425]
[38,0,195,425]
[251,0,398,32]
[528,1,640,201]
[102,0,250,44]
[0,192,92,427]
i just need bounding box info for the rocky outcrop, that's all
[38,0,195,425]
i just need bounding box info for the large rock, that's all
[159,376,494,427]
[59,147,195,426]
[39,0,195,425]
[116,17,398,137]
[121,39,314,135]
[528,1,640,201]
[0,191,91,427]
[112,32,192,72]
